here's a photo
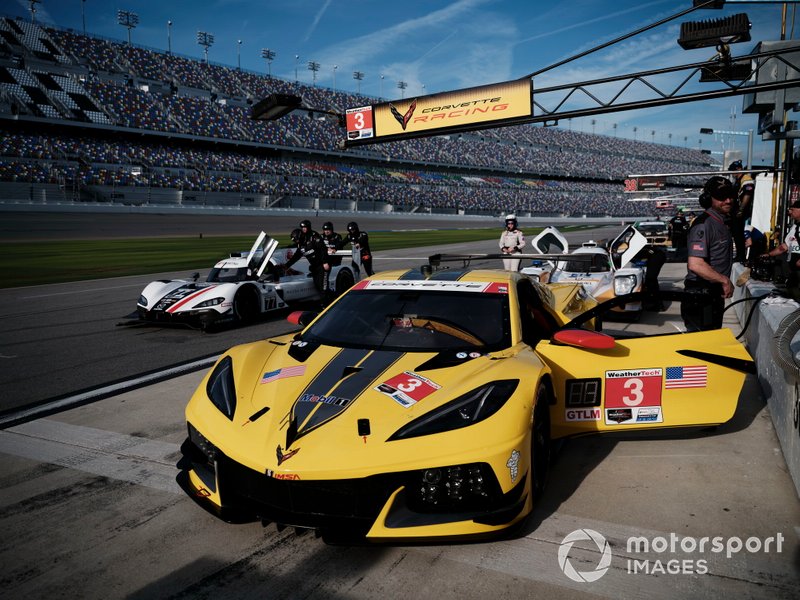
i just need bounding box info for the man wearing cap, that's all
[761,200,800,272]
[681,176,735,331]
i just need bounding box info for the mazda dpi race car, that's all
[137,232,358,330]
[177,266,754,543]
[522,225,647,316]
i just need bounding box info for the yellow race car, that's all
[177,267,753,543]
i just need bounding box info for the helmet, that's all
[290,228,301,243]
[322,221,334,231]
[728,160,743,171]
[347,221,359,234]
[299,219,312,229]
[504,214,517,228]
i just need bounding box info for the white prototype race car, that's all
[136,232,359,330]
[521,225,647,316]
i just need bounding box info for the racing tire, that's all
[334,269,355,298]
[530,382,552,501]
[233,288,259,324]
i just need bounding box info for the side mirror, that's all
[287,310,318,327]
[552,328,615,349]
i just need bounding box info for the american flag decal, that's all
[261,365,306,384]
[665,365,707,389]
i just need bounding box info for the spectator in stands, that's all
[499,214,525,271]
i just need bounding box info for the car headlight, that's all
[614,274,638,295]
[194,297,226,308]
[388,380,518,441]
[206,356,236,420]
[138,295,148,307]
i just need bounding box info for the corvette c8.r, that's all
[177,267,753,543]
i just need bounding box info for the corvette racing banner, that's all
[345,78,532,146]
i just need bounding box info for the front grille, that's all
[218,455,407,529]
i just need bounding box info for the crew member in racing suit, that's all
[284,219,329,303]
[347,221,374,276]
[321,222,344,301]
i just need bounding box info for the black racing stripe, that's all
[292,347,370,427]
[398,269,426,280]
[297,350,404,436]
[429,270,469,280]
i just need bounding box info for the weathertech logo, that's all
[389,99,417,130]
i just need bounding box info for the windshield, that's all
[207,267,251,283]
[300,289,511,352]
[638,224,667,235]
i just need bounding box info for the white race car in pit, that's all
[136,232,360,330]
[521,225,647,316]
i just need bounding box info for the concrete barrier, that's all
[732,263,800,498]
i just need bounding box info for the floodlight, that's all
[251,94,303,121]
[678,13,750,50]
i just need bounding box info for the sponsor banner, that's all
[361,79,531,142]
[353,279,508,293]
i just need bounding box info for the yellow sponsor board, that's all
[360,79,531,143]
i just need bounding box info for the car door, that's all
[246,231,280,277]
[609,225,647,269]
[535,327,754,439]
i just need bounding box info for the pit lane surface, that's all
[1,260,799,599]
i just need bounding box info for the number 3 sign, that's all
[604,368,662,408]
[376,371,441,407]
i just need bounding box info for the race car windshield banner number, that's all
[604,368,663,425]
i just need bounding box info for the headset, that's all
[699,176,733,209]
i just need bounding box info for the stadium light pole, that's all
[261,48,275,78]
[308,61,320,86]
[397,80,407,99]
[333,64,338,93]
[80,0,86,35]
[379,74,384,98]
[353,71,364,94]
[167,20,172,54]
[196,31,214,64]
[117,9,139,46]
[237,39,242,70]
[700,127,753,169]
[294,55,300,83]
[28,0,40,24]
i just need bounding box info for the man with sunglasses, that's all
[681,176,735,332]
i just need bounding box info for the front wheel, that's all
[334,269,355,298]
[530,382,552,500]
[233,288,259,324]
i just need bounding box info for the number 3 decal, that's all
[622,378,644,406]
[396,377,423,393]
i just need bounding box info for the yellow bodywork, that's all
[179,269,753,542]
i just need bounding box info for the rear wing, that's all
[428,253,591,269]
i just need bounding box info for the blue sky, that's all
[7,0,796,164]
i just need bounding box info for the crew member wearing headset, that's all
[681,176,735,332]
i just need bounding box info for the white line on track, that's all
[0,356,219,428]
[0,419,182,495]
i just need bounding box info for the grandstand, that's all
[0,14,713,217]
